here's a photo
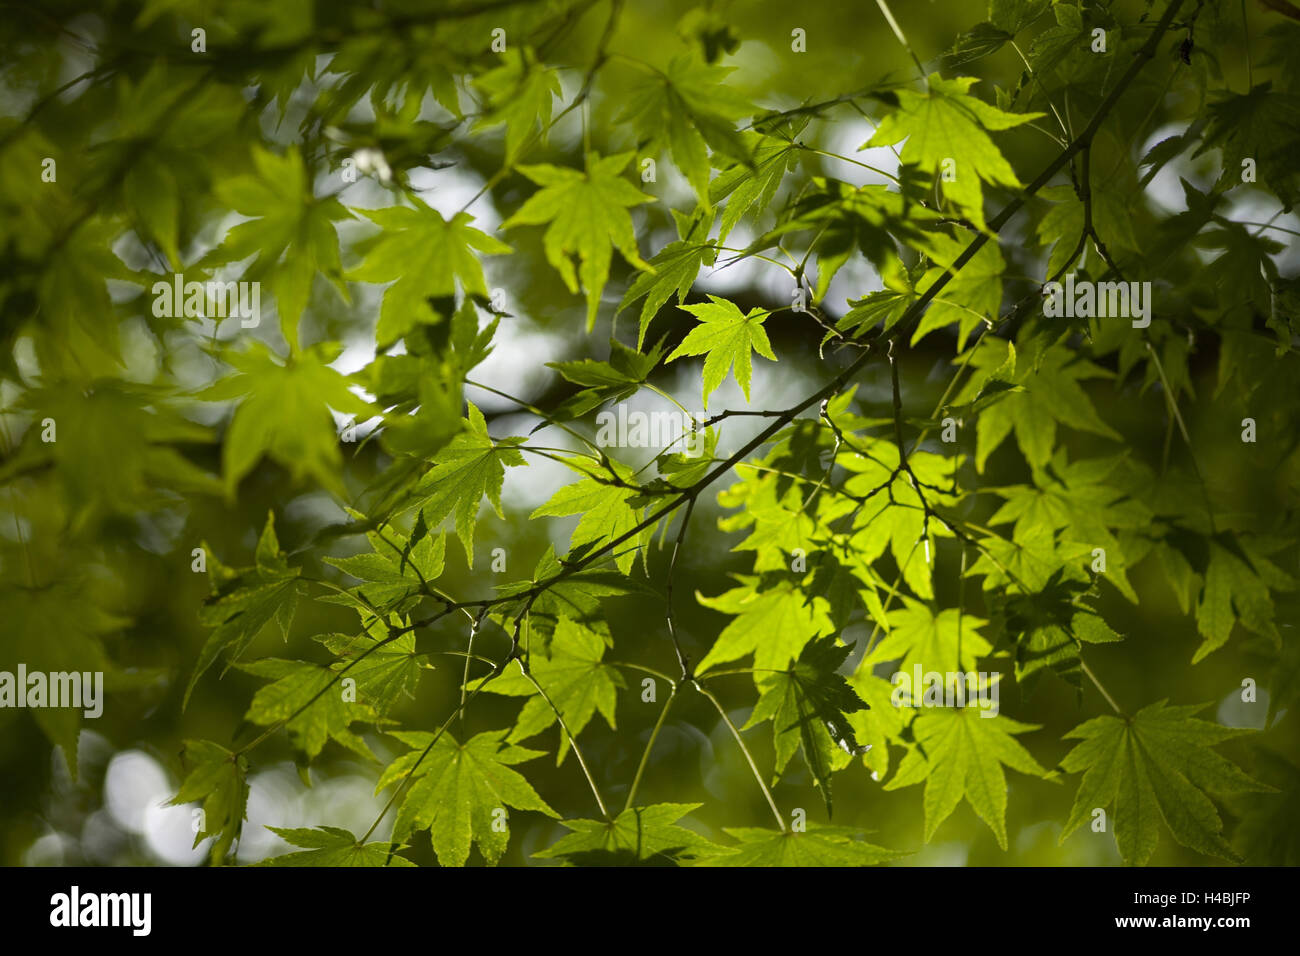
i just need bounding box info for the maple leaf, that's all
[912,230,1005,348]
[839,439,960,600]
[530,458,650,575]
[349,202,510,346]
[846,671,909,779]
[403,403,526,567]
[256,826,415,867]
[384,729,558,867]
[237,657,381,760]
[321,515,446,615]
[187,512,304,707]
[618,220,716,347]
[710,128,803,245]
[865,74,1042,230]
[698,826,903,866]
[745,634,869,815]
[986,452,1152,602]
[616,54,753,205]
[885,708,1052,849]
[168,740,249,866]
[318,620,430,717]
[472,617,624,764]
[533,803,718,866]
[695,576,834,674]
[209,145,352,345]
[1195,82,1300,210]
[198,341,375,498]
[491,548,651,649]
[1059,701,1271,865]
[666,295,778,408]
[956,338,1122,471]
[502,152,655,329]
[1194,538,1282,663]
[471,48,561,164]
[864,597,991,677]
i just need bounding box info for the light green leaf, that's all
[866,74,1042,230]
[502,152,655,329]
[256,826,415,867]
[666,295,777,408]
[885,708,1050,849]
[386,729,558,867]
[534,803,718,865]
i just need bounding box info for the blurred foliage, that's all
[1,0,1298,868]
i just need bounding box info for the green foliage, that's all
[3,0,1297,872]
[1059,701,1271,865]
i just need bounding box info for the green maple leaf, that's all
[8,382,221,524]
[1195,83,1300,210]
[199,341,375,497]
[1194,538,1278,663]
[958,339,1122,471]
[187,512,303,707]
[533,803,718,866]
[502,152,655,329]
[617,54,753,205]
[986,452,1152,602]
[491,547,650,649]
[1059,701,1271,865]
[968,522,1093,593]
[318,619,429,717]
[885,708,1051,849]
[209,145,352,345]
[666,295,777,408]
[865,74,1042,230]
[990,573,1121,685]
[383,729,558,867]
[404,402,526,566]
[1035,183,1139,279]
[350,201,510,346]
[846,671,909,779]
[0,576,131,775]
[618,231,716,348]
[471,48,561,163]
[256,826,415,867]
[710,127,803,245]
[745,634,868,815]
[912,231,1005,348]
[547,336,667,392]
[530,458,650,575]
[322,518,446,614]
[695,577,834,674]
[237,657,380,760]
[865,597,991,677]
[168,740,249,866]
[840,440,960,600]
[699,826,903,867]
[472,617,624,764]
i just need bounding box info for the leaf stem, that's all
[624,686,676,811]
[693,682,786,831]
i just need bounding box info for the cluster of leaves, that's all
[2,0,1298,868]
